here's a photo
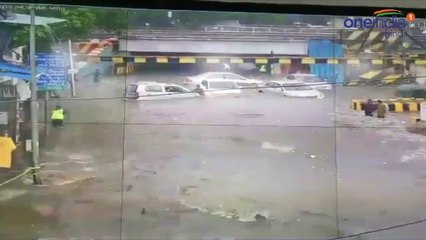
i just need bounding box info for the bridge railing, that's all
[201,25,332,34]
[123,26,340,41]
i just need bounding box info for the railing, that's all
[201,24,332,33]
[123,26,340,41]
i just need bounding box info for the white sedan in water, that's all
[184,72,263,88]
[285,73,332,90]
[125,82,199,100]
[262,80,324,98]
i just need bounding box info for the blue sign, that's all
[36,53,67,91]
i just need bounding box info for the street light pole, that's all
[30,5,42,185]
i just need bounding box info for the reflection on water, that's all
[0,190,60,239]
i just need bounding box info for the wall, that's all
[121,39,308,55]
[308,39,345,84]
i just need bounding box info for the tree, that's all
[92,9,127,34]
[9,8,97,52]
[127,10,291,28]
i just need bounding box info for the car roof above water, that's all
[270,80,307,85]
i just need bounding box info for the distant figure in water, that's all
[364,99,374,117]
[93,69,102,82]
[193,84,205,96]
[376,100,388,119]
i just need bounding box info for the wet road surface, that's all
[1,73,426,239]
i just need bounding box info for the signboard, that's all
[36,53,67,91]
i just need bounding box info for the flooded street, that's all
[1,73,426,239]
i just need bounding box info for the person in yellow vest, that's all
[51,105,66,128]
[0,135,16,168]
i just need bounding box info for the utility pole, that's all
[68,39,76,97]
[30,5,42,185]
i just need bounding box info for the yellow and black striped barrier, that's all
[87,56,426,65]
[346,71,404,86]
[344,30,401,52]
[351,99,426,112]
[115,65,136,75]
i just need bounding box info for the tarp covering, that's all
[308,40,345,84]
[0,14,65,25]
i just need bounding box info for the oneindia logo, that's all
[343,9,417,39]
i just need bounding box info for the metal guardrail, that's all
[201,25,331,33]
[123,27,340,41]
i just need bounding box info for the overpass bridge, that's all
[82,23,426,56]
[117,26,340,56]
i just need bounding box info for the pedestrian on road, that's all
[93,69,102,83]
[376,100,387,119]
[51,105,66,128]
[193,84,205,96]
[364,99,374,117]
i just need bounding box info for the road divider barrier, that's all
[351,99,426,112]
[115,65,136,75]
[85,56,426,65]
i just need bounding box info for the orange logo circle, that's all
[406,12,416,23]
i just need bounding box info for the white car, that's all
[285,73,332,90]
[124,82,199,100]
[199,79,242,96]
[263,80,324,98]
[185,72,263,89]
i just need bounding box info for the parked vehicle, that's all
[263,80,324,98]
[124,82,199,100]
[185,72,263,89]
[284,73,332,90]
[199,79,242,96]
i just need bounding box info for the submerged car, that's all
[124,82,199,100]
[185,72,263,89]
[263,80,324,98]
[285,73,332,90]
[199,79,242,96]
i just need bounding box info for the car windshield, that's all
[209,81,238,89]
[165,85,190,93]
[283,84,313,91]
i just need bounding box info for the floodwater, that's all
[1,73,426,240]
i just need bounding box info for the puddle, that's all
[299,210,332,218]
[68,154,94,161]
[0,189,27,202]
[236,113,264,118]
[178,199,271,223]
[261,142,294,153]
[52,176,95,186]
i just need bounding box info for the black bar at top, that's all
[27,0,426,17]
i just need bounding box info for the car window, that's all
[265,82,273,87]
[283,84,313,91]
[286,75,296,80]
[145,85,163,92]
[165,85,189,93]
[205,74,224,80]
[209,81,238,89]
[224,74,245,80]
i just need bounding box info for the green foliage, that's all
[92,9,127,34]
[10,8,97,52]
[7,7,292,53]
[128,10,290,27]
